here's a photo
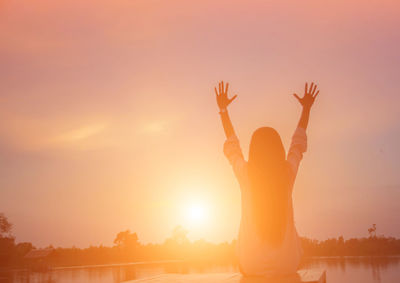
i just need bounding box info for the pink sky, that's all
[1,0,399,248]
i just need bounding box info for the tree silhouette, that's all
[114,230,139,249]
[4,219,400,267]
[0,213,12,238]
[171,225,189,245]
[368,224,377,238]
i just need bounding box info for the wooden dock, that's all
[126,269,326,283]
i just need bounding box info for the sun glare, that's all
[185,202,208,224]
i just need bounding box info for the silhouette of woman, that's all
[215,81,319,277]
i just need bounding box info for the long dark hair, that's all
[248,127,289,246]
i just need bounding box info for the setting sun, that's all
[184,201,209,225]
[187,203,206,222]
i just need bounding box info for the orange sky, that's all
[1,0,400,248]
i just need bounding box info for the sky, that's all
[0,0,399,248]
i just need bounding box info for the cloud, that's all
[49,122,108,146]
[140,120,168,135]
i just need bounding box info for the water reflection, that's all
[300,256,400,283]
[4,257,400,283]
[240,273,302,283]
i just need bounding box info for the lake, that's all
[5,257,400,283]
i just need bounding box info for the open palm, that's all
[215,81,237,110]
[293,82,319,109]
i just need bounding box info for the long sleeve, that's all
[223,135,247,183]
[287,127,307,187]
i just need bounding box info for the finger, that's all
[309,82,314,94]
[219,82,222,94]
[293,93,301,101]
[312,84,317,95]
[228,94,237,104]
[221,81,224,94]
[225,82,229,94]
[305,82,308,94]
[215,87,218,97]
[313,90,319,99]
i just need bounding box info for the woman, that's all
[215,81,319,276]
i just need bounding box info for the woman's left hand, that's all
[215,81,237,110]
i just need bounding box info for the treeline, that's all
[301,235,400,257]
[0,224,237,268]
[1,214,400,268]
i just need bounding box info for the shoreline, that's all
[7,255,400,272]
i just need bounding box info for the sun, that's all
[185,201,208,224]
[188,204,206,222]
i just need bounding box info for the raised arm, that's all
[215,81,247,182]
[293,82,320,130]
[215,81,237,138]
[287,82,320,189]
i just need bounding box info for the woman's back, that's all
[224,127,307,276]
[215,81,319,276]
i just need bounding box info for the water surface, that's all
[6,257,400,283]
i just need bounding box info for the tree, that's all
[15,242,35,256]
[114,230,139,249]
[0,213,12,238]
[368,224,377,238]
[171,225,189,245]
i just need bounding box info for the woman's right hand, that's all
[215,81,237,110]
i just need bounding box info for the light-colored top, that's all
[223,127,307,276]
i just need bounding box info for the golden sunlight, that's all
[184,200,208,225]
